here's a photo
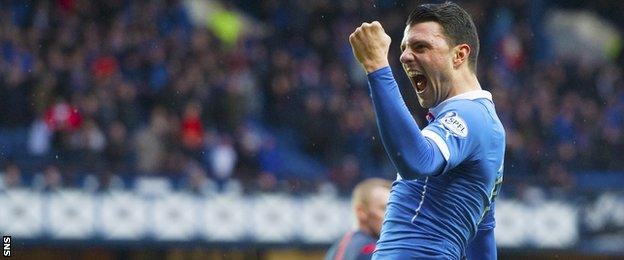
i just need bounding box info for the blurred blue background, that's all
[0,0,623,259]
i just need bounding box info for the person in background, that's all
[0,163,23,190]
[325,178,391,260]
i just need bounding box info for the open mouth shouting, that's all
[406,70,428,93]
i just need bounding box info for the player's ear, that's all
[453,44,470,69]
[355,204,368,222]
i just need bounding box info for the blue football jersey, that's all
[367,67,505,260]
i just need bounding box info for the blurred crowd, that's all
[0,0,623,196]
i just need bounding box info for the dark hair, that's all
[406,2,479,72]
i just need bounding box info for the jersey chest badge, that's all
[440,111,468,138]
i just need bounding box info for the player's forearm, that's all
[367,66,445,178]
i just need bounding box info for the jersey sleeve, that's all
[422,109,480,174]
[366,66,446,178]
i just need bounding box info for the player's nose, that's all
[400,49,415,64]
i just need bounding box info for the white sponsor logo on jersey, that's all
[440,111,468,138]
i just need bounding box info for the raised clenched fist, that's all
[348,21,391,73]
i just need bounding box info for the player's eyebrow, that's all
[401,39,431,51]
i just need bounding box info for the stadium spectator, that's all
[33,164,63,193]
[95,170,125,192]
[181,160,217,196]
[104,120,132,173]
[180,101,204,154]
[134,106,171,175]
[0,163,23,190]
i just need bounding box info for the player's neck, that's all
[447,70,481,99]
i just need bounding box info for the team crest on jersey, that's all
[440,111,468,138]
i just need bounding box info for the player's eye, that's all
[414,44,426,53]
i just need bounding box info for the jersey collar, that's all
[429,90,493,117]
